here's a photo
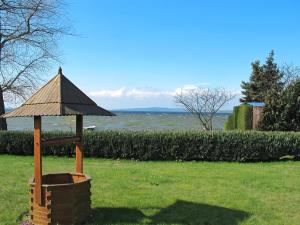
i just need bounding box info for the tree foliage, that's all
[240,51,300,131]
[258,77,300,131]
[240,61,263,102]
[240,50,283,103]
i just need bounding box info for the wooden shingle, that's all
[2,68,115,117]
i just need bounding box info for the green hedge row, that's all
[225,104,253,130]
[0,130,300,162]
[236,104,253,130]
[224,114,235,130]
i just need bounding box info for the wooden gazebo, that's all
[3,68,115,225]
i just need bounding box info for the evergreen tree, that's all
[256,88,282,131]
[261,50,283,97]
[240,50,283,103]
[258,78,300,131]
[240,61,263,102]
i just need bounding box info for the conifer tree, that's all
[261,50,283,96]
[258,78,300,131]
[240,61,263,102]
[240,50,283,103]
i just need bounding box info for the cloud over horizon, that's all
[88,84,241,110]
[89,84,208,99]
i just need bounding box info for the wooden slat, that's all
[31,206,51,213]
[30,210,51,219]
[3,71,115,118]
[50,191,91,202]
[34,116,42,205]
[30,178,91,225]
[76,115,83,173]
[42,136,81,147]
[32,216,51,225]
[50,201,75,209]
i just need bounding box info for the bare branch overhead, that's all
[0,0,72,130]
[0,0,71,103]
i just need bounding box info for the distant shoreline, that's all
[112,110,231,115]
[5,107,232,115]
[112,107,232,114]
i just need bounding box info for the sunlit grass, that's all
[0,155,299,225]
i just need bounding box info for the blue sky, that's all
[55,0,300,109]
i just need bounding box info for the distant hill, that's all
[4,106,232,114]
[113,107,232,114]
[113,107,186,112]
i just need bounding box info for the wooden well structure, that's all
[3,68,115,225]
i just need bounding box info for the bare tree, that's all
[175,87,235,130]
[0,0,70,130]
[282,63,300,86]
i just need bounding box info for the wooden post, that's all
[76,115,83,173]
[34,116,42,205]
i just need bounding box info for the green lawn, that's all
[0,155,299,225]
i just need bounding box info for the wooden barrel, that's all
[29,173,91,225]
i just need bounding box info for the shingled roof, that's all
[2,68,115,117]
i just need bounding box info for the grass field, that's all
[0,155,299,225]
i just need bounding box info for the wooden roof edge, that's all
[23,71,60,106]
[1,67,115,117]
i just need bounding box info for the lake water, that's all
[6,112,229,131]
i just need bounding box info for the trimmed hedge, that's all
[236,104,253,130]
[224,115,235,130]
[0,130,300,162]
[225,104,253,130]
[224,108,236,130]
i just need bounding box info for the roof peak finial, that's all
[58,67,63,75]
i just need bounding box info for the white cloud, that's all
[89,84,206,99]
[173,84,198,95]
[89,84,241,110]
[90,87,126,98]
[126,88,170,98]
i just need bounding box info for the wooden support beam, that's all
[75,115,83,173]
[42,136,81,147]
[34,116,42,205]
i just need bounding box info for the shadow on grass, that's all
[89,200,250,225]
[89,207,145,224]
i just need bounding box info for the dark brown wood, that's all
[34,116,42,205]
[42,136,81,147]
[253,106,264,129]
[0,87,7,130]
[29,173,91,225]
[76,115,83,173]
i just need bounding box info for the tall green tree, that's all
[261,50,283,96]
[240,50,283,103]
[258,78,300,131]
[240,61,263,102]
